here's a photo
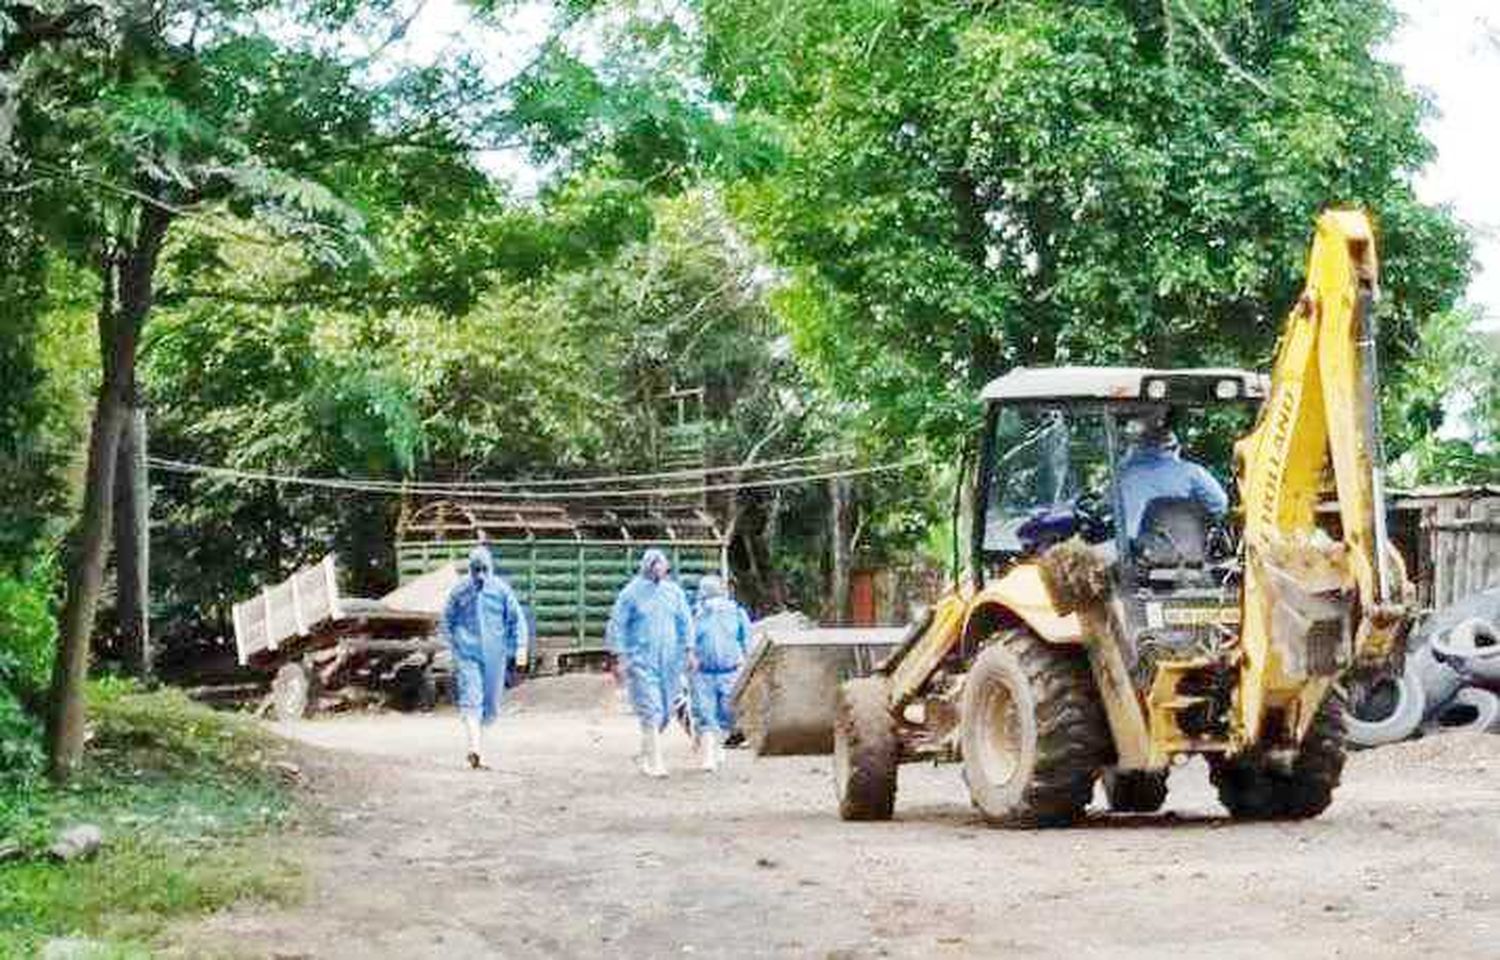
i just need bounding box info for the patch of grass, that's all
[0,681,307,956]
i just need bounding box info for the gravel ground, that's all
[170,675,1500,959]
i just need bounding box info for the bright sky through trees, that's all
[387,1,1500,324]
[1389,0,1500,330]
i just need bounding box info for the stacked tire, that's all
[1346,588,1500,747]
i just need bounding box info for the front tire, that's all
[1212,695,1346,820]
[833,676,899,821]
[960,629,1110,827]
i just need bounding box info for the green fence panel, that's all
[397,536,724,652]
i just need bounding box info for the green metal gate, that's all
[395,499,724,668]
[396,537,720,648]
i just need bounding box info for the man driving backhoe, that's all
[1117,410,1228,552]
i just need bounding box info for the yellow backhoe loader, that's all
[833,209,1412,825]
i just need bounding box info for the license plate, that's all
[1162,606,1240,626]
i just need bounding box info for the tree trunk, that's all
[47,204,171,780]
[46,388,126,777]
[761,492,787,609]
[721,418,788,581]
[829,476,853,625]
[113,400,150,678]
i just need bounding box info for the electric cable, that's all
[146,455,927,499]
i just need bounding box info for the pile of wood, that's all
[232,556,450,720]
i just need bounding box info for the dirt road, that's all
[173,675,1500,959]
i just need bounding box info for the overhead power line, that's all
[145,449,858,495]
[415,450,856,488]
[145,455,927,500]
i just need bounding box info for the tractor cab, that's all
[973,366,1267,674]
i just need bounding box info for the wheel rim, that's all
[975,673,1022,787]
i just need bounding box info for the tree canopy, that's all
[698,0,1472,453]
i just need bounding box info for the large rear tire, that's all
[960,629,1110,828]
[1212,695,1346,820]
[1102,769,1169,814]
[833,676,899,821]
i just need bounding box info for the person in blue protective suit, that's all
[1117,415,1229,545]
[687,575,752,772]
[442,545,529,770]
[607,548,693,778]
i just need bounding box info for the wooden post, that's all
[113,401,151,677]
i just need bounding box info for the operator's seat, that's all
[1134,497,1209,574]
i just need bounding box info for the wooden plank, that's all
[1476,501,1495,599]
[231,600,249,666]
[1437,501,1460,607]
[289,567,306,636]
[324,555,342,620]
[1458,500,1475,602]
[1419,504,1437,609]
[1471,500,1500,598]
[1449,500,1466,604]
[1490,501,1500,591]
[1427,521,1500,533]
[337,638,444,656]
[263,590,279,652]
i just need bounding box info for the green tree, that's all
[7,0,514,778]
[1387,308,1500,485]
[700,0,1471,453]
[534,191,842,606]
[115,4,782,659]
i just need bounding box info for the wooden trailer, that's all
[231,556,442,720]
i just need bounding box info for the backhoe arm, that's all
[1234,210,1411,742]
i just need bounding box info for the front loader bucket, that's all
[731,625,905,756]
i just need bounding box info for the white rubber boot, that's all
[713,732,727,770]
[700,730,720,772]
[463,712,484,769]
[636,722,653,773]
[642,725,668,778]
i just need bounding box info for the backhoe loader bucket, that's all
[731,624,905,756]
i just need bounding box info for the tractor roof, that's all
[980,366,1268,403]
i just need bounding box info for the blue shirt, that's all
[1117,447,1229,539]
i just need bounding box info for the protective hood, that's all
[638,548,669,580]
[696,574,726,601]
[469,544,496,576]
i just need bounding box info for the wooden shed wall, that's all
[1418,496,1500,609]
